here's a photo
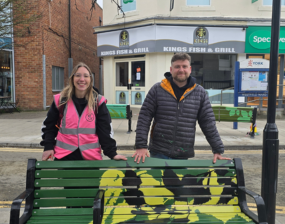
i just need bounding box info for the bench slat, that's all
[34,177,237,187]
[35,169,237,178]
[33,196,238,207]
[106,104,127,119]
[35,159,235,169]
[212,106,255,123]
[104,206,243,214]
[102,214,254,224]
[30,216,93,220]
[31,208,93,216]
[27,214,253,224]
[34,187,237,198]
[31,205,242,217]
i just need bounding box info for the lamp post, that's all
[261,0,281,223]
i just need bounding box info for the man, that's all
[132,53,230,164]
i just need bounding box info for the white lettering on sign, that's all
[101,51,116,56]
[163,47,187,52]
[116,50,128,55]
[134,47,149,53]
[253,36,285,43]
[214,48,235,53]
[253,36,271,43]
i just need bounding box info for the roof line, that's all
[93,16,281,29]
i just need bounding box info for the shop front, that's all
[97,25,245,106]
[245,26,285,107]
[0,37,14,102]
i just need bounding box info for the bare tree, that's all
[0,0,41,49]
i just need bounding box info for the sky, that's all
[97,0,103,8]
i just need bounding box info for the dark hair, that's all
[171,53,191,64]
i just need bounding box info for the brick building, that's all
[12,0,102,110]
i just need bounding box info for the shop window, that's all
[190,54,236,104]
[187,0,210,6]
[131,61,145,87]
[52,66,64,91]
[116,62,128,86]
[263,0,285,5]
[0,50,13,101]
[121,0,136,12]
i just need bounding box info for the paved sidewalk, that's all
[0,108,285,150]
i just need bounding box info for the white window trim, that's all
[119,0,137,14]
[186,0,211,6]
[116,10,139,19]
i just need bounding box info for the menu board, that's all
[241,71,268,91]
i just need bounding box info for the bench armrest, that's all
[10,189,34,224]
[238,187,268,224]
[93,190,105,224]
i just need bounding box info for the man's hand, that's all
[113,155,127,161]
[213,153,231,164]
[132,148,149,164]
[42,150,54,161]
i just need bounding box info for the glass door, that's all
[115,59,146,105]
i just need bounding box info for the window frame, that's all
[263,0,285,5]
[52,66,64,91]
[186,0,211,6]
[120,0,137,13]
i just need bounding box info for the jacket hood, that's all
[164,72,196,89]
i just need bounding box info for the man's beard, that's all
[173,74,189,82]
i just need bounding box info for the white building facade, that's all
[95,0,285,107]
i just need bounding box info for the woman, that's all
[41,62,127,161]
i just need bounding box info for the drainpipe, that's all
[68,0,73,77]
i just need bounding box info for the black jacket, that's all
[41,94,117,159]
[135,72,224,159]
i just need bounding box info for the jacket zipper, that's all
[169,100,180,157]
[160,84,197,157]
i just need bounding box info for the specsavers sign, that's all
[246,26,285,53]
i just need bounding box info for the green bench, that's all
[106,104,132,133]
[10,158,267,224]
[212,106,257,138]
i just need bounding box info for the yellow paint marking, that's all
[248,203,285,214]
[0,201,25,208]
[0,148,42,152]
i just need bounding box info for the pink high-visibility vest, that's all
[53,93,106,160]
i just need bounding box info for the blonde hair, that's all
[59,62,98,112]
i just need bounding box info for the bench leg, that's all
[127,117,132,134]
[127,109,132,134]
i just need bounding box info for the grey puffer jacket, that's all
[135,73,224,159]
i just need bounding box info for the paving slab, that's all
[0,108,285,150]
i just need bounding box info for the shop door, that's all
[115,60,146,106]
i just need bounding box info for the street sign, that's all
[252,0,258,3]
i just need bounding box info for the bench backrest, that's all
[106,104,129,119]
[27,158,243,218]
[212,106,257,123]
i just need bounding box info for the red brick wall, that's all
[14,0,102,110]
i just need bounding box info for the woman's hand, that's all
[42,150,54,161]
[113,155,127,161]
